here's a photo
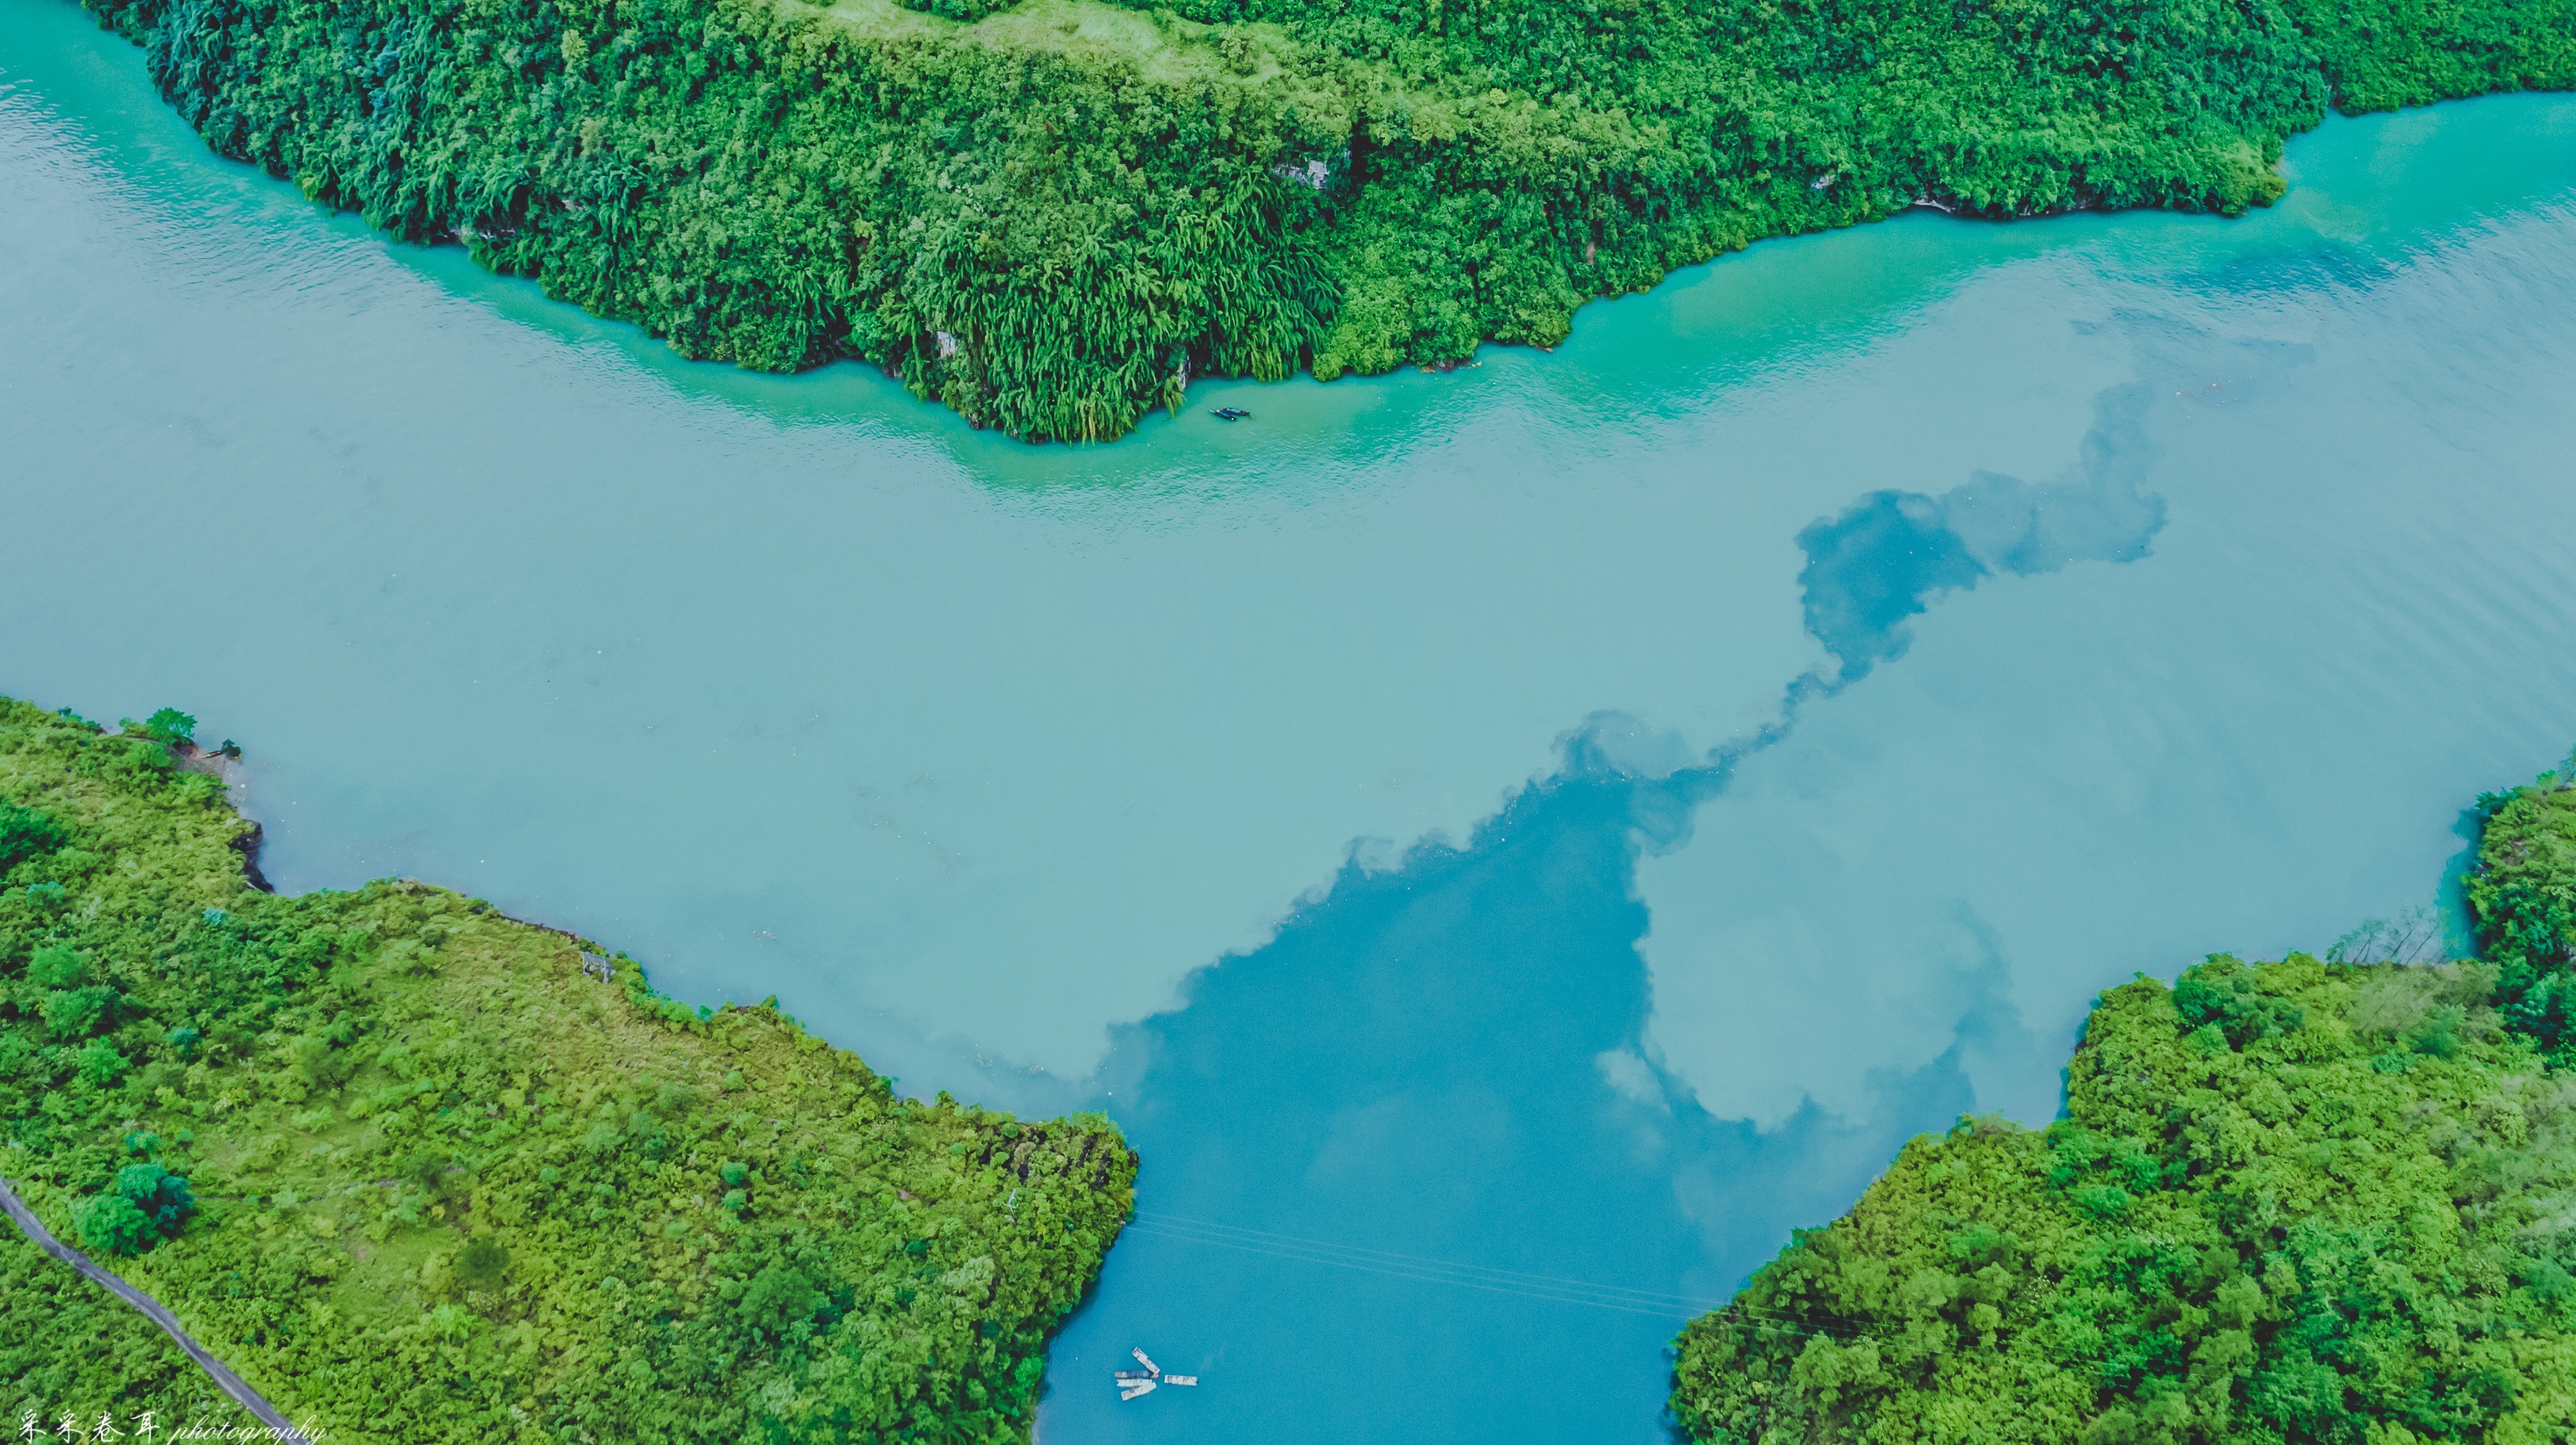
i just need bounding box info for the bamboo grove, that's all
[70,0,2576,438]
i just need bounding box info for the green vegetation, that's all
[1671,761,2576,1443]
[0,695,1135,1443]
[70,0,2574,441]
[0,1227,237,1427]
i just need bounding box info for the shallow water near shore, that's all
[8,1,2576,1435]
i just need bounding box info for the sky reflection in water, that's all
[6,7,2576,1436]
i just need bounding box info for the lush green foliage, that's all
[73,1162,200,1255]
[0,696,1135,1443]
[0,1228,236,1426]
[1672,765,2576,1443]
[0,804,67,878]
[2470,766,2576,1061]
[73,0,2574,440]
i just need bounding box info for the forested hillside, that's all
[0,696,1134,1443]
[1670,765,2576,1443]
[71,0,2575,440]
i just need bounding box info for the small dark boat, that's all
[1210,407,1253,421]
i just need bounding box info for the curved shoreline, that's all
[0,696,1137,1439]
[68,0,2574,442]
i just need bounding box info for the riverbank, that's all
[1672,764,2576,1442]
[0,698,1134,1441]
[66,0,2574,441]
[11,30,2576,1429]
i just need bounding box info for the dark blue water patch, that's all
[1795,492,1986,677]
[1042,761,2006,1443]
[1797,382,2168,679]
[1038,360,2195,1439]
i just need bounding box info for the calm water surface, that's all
[6,2,2576,1436]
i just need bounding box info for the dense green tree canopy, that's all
[0,696,1134,1443]
[1672,764,2576,1444]
[72,0,2574,438]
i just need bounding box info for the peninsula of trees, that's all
[72,0,2575,440]
[0,696,1134,1442]
[1672,766,2576,1443]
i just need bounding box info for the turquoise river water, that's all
[6,2,2576,1437]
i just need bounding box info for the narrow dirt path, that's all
[0,1176,314,1443]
